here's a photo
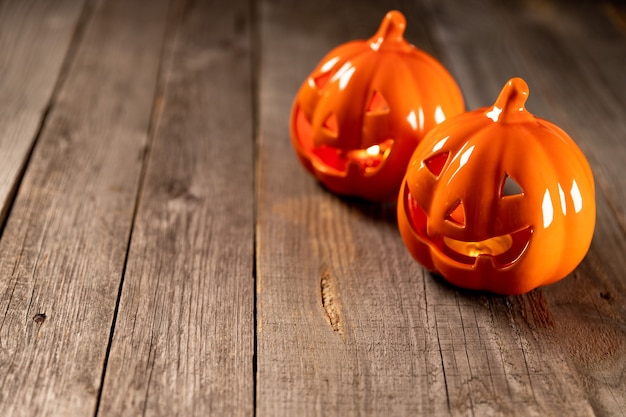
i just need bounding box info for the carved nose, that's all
[446,200,466,227]
[500,174,524,197]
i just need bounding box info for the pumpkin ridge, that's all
[397,55,426,132]
[349,52,391,149]
[400,49,464,113]
[521,123,572,280]
[534,120,595,190]
[313,44,373,88]
[446,123,508,238]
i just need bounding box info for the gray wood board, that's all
[0,0,169,415]
[98,0,255,415]
[423,0,626,414]
[256,0,624,415]
[0,0,85,223]
[257,0,455,415]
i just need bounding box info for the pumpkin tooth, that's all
[474,254,496,269]
[440,226,533,268]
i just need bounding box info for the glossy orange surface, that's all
[290,10,465,201]
[398,78,596,295]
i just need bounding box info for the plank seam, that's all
[91,0,186,415]
[428,274,452,413]
[250,0,261,413]
[0,0,94,238]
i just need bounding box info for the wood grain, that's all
[0,0,169,415]
[0,0,85,224]
[422,1,626,415]
[97,0,255,415]
[256,1,450,415]
[0,0,624,415]
[256,0,625,416]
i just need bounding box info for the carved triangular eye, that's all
[446,200,466,227]
[501,174,524,197]
[313,72,332,89]
[424,152,449,176]
[367,91,389,113]
[323,113,338,135]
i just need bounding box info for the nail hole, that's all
[600,291,612,301]
[33,313,47,324]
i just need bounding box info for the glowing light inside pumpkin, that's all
[443,234,513,257]
[344,140,394,172]
[403,186,534,268]
[366,145,380,156]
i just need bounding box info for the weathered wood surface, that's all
[98,0,255,415]
[0,0,169,415]
[256,0,626,416]
[0,0,624,416]
[0,0,85,224]
[424,1,626,415]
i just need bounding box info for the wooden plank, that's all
[0,0,169,415]
[0,0,86,224]
[256,1,453,415]
[419,0,626,415]
[257,0,625,416]
[97,0,255,415]
[489,2,626,415]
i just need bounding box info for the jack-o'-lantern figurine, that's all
[398,77,596,295]
[290,10,465,201]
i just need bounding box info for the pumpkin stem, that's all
[370,10,406,50]
[486,77,534,123]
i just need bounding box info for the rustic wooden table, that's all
[1,0,625,415]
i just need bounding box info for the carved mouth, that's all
[294,107,393,175]
[403,183,532,268]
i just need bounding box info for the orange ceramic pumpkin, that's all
[398,78,596,295]
[290,10,464,201]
